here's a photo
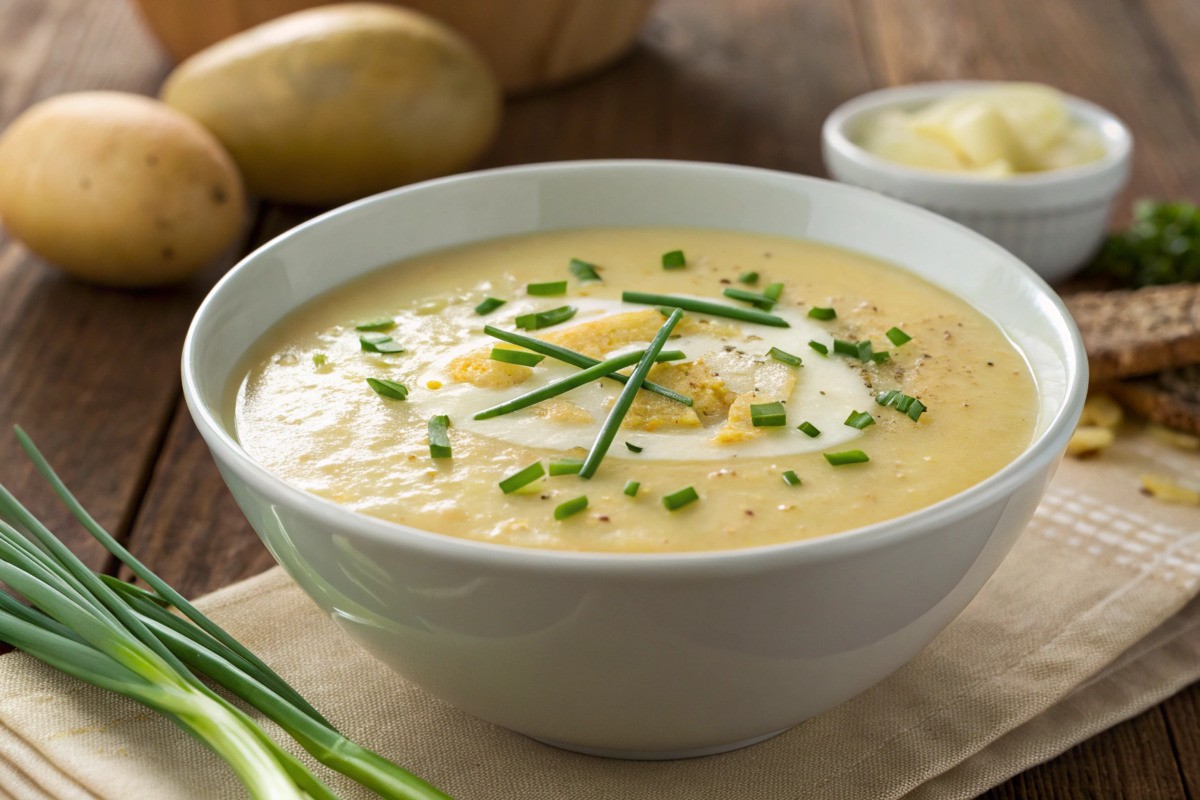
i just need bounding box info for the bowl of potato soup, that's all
[182,160,1086,758]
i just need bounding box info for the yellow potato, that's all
[160,3,502,205]
[0,91,245,287]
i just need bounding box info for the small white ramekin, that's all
[822,81,1133,284]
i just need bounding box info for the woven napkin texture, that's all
[0,431,1197,800]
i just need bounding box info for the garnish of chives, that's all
[656,350,687,362]
[474,297,506,316]
[366,377,408,400]
[580,309,684,479]
[768,347,802,367]
[750,401,788,427]
[807,307,837,321]
[876,390,927,421]
[312,353,327,367]
[763,282,784,302]
[554,495,589,520]
[886,326,913,346]
[489,347,545,367]
[484,325,693,406]
[514,305,576,330]
[738,271,759,285]
[808,341,829,358]
[549,459,583,476]
[569,258,602,283]
[833,338,873,361]
[871,351,890,364]
[662,485,699,511]
[824,450,870,466]
[782,470,802,487]
[624,480,640,497]
[661,250,686,269]
[499,461,544,493]
[428,415,452,459]
[844,410,876,430]
[355,317,395,332]
[474,349,649,420]
[621,292,789,327]
[722,287,775,310]
[359,334,405,354]
[907,399,927,421]
[625,442,643,453]
[527,281,568,296]
[797,421,821,437]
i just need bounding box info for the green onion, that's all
[428,415,452,459]
[750,401,787,427]
[782,470,802,487]
[809,340,829,356]
[621,292,790,327]
[722,287,776,310]
[833,338,873,362]
[489,347,545,367]
[624,480,640,497]
[569,258,602,283]
[768,347,802,367]
[886,326,912,346]
[661,250,686,269]
[527,281,568,296]
[738,271,759,284]
[355,317,395,332]
[359,334,405,354]
[474,297,506,315]
[662,486,699,511]
[763,282,784,302]
[581,309,684,479]
[474,349,649,420]
[514,305,576,330]
[877,390,927,421]
[366,377,408,400]
[844,410,876,430]
[312,353,327,367]
[797,421,821,437]
[549,459,583,476]
[625,442,643,453]
[808,307,837,321]
[554,496,589,520]
[484,326,692,407]
[499,461,545,493]
[824,450,870,466]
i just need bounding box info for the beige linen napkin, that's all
[0,431,1197,800]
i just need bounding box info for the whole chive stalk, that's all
[474,297,506,316]
[366,378,408,400]
[797,421,821,438]
[499,461,544,493]
[661,250,686,269]
[844,410,876,430]
[569,258,602,283]
[808,340,829,356]
[625,442,643,453]
[428,415,452,459]
[580,309,684,479]
[549,459,584,476]
[738,271,759,284]
[359,334,405,354]
[662,486,699,511]
[656,350,687,362]
[782,470,802,487]
[527,281,568,296]
[824,450,870,466]
[514,306,576,330]
[768,347,802,367]
[886,326,912,346]
[722,287,776,310]
[355,317,395,332]
[623,480,640,497]
[474,349,649,420]
[554,496,589,520]
[490,347,545,367]
[621,292,789,327]
[750,401,787,427]
[807,307,836,321]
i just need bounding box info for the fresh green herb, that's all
[569,258,602,283]
[886,326,912,346]
[624,480,640,497]
[366,377,409,400]
[514,306,577,330]
[474,349,649,420]
[355,317,395,332]
[782,470,802,487]
[621,292,790,327]
[499,461,545,493]
[489,347,545,367]
[833,338,874,362]
[474,297,506,316]
[527,281,568,296]
[871,351,890,364]
[722,287,776,310]
[808,340,829,356]
[844,410,876,430]
[876,390,927,421]
[428,415,452,459]
[768,347,803,367]
[807,307,837,321]
[662,485,699,511]
[554,495,589,520]
[311,353,327,367]
[1086,199,1200,286]
[750,401,788,427]
[581,309,684,479]
[763,282,784,302]
[549,459,584,476]
[625,442,644,453]
[359,334,406,354]
[656,350,687,361]
[797,421,821,437]
[662,250,686,269]
[824,450,870,466]
[738,271,759,284]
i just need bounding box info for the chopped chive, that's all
[366,377,408,400]
[782,470,802,487]
[907,399,927,421]
[722,287,776,310]
[808,340,829,356]
[625,442,643,453]
[824,450,870,466]
[514,305,577,330]
[474,349,649,420]
[311,353,327,367]
[662,250,686,269]
[499,461,545,493]
[662,485,699,511]
[475,297,506,316]
[886,326,912,346]
[876,390,928,421]
[355,317,395,332]
[581,309,684,479]
[738,271,759,284]
[768,347,803,367]
[871,351,890,364]
[763,282,784,302]
[554,495,589,520]
[844,410,876,430]
[428,415,452,458]
[622,292,789,327]
[750,401,788,427]
[623,480,640,497]
[549,459,583,476]
[807,307,836,321]
[569,258,602,283]
[876,390,901,407]
[833,338,873,361]
[527,281,568,296]
[797,421,821,437]
[489,347,545,367]
[359,334,405,354]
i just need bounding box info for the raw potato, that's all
[160,3,502,205]
[0,92,245,287]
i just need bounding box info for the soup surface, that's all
[232,227,1038,552]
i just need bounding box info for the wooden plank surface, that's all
[1,0,1198,797]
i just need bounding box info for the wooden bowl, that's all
[130,0,656,94]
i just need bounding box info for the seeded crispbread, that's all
[1063,283,1200,383]
[1109,365,1200,435]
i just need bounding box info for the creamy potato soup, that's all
[232,228,1037,552]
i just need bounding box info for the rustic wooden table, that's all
[2,0,1198,796]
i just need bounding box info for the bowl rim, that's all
[182,159,1088,575]
[821,80,1133,189]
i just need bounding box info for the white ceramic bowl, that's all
[822,81,1133,284]
[182,160,1086,759]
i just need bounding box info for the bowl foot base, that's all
[529,727,791,761]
